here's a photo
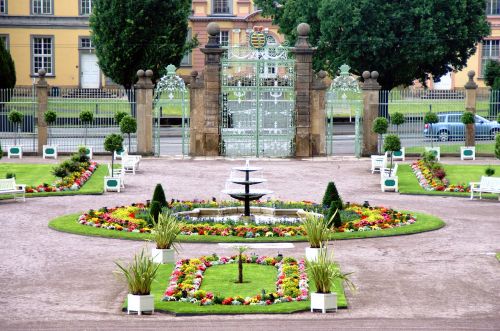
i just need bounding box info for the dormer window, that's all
[212,0,231,15]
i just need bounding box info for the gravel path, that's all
[0,156,499,330]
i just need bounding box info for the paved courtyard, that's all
[0,156,499,330]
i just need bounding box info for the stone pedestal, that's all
[36,69,48,155]
[135,70,154,155]
[311,71,328,156]
[464,70,478,147]
[361,71,381,156]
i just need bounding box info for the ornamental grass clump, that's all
[307,247,355,294]
[151,210,181,250]
[302,213,331,248]
[115,249,159,295]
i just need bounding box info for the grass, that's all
[398,164,500,198]
[200,264,277,298]
[0,163,106,199]
[405,143,495,155]
[123,263,347,314]
[496,253,500,262]
[49,211,445,242]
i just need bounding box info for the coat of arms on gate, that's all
[249,26,267,49]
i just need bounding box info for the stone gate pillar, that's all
[36,69,49,155]
[291,23,315,158]
[361,71,381,156]
[189,70,205,155]
[464,70,478,147]
[135,69,154,155]
[199,23,225,156]
[311,71,328,156]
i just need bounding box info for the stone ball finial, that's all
[468,70,475,79]
[371,71,379,80]
[38,68,46,77]
[297,23,310,37]
[137,69,145,77]
[362,71,371,80]
[191,70,199,78]
[207,22,220,36]
[145,69,153,78]
[317,70,327,79]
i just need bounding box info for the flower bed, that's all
[162,255,308,306]
[411,160,469,192]
[77,200,417,235]
[25,161,98,193]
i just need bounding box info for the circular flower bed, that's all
[77,200,417,236]
[162,254,308,306]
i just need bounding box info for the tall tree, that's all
[255,0,490,90]
[0,42,16,111]
[90,0,195,89]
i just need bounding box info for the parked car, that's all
[423,112,500,142]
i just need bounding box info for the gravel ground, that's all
[0,156,499,330]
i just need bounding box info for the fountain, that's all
[222,160,273,217]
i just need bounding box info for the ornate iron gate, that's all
[326,65,363,157]
[153,65,189,156]
[220,30,296,157]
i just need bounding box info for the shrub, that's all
[321,182,343,209]
[52,165,69,178]
[120,115,137,152]
[150,201,162,223]
[372,117,388,134]
[391,112,405,134]
[384,134,401,176]
[104,133,124,177]
[5,172,15,179]
[151,210,181,250]
[114,111,128,125]
[44,110,57,125]
[79,110,94,146]
[461,111,475,125]
[115,249,160,295]
[424,112,439,125]
[433,168,446,180]
[152,183,167,208]
[302,213,330,248]
[326,203,342,228]
[61,160,81,173]
[495,134,500,159]
[485,166,495,177]
[0,41,16,91]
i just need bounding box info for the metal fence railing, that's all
[47,88,136,153]
[0,87,38,152]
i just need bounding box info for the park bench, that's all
[470,176,500,200]
[371,155,387,174]
[0,178,26,201]
[121,152,141,174]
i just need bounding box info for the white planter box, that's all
[7,146,22,159]
[425,147,440,161]
[391,147,405,161]
[310,292,337,313]
[152,247,175,264]
[82,146,93,160]
[127,294,154,315]
[114,147,127,160]
[460,146,475,160]
[104,176,121,192]
[381,176,398,192]
[305,247,326,262]
[43,145,58,159]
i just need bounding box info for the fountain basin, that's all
[228,178,267,185]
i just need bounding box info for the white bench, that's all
[371,155,387,174]
[470,176,500,200]
[0,178,26,201]
[121,153,141,174]
[43,145,58,159]
[107,163,125,189]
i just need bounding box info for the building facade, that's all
[0,0,497,89]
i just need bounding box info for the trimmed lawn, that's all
[406,143,495,155]
[398,164,500,198]
[123,263,347,314]
[49,211,445,242]
[200,264,277,298]
[0,163,106,198]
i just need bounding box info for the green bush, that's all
[114,111,128,125]
[495,134,500,159]
[79,110,94,124]
[321,181,343,209]
[0,41,16,91]
[61,160,81,173]
[5,172,15,179]
[72,147,90,163]
[372,117,389,134]
[485,166,495,177]
[152,183,167,208]
[44,110,57,125]
[424,112,439,124]
[8,109,23,124]
[391,112,405,134]
[104,133,124,177]
[150,201,162,223]
[52,165,69,179]
[326,202,342,228]
[383,134,401,153]
[461,111,475,125]
[120,115,137,151]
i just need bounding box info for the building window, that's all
[180,29,192,67]
[80,0,92,15]
[0,0,7,14]
[32,0,52,15]
[487,0,500,15]
[80,37,93,49]
[212,0,231,15]
[481,40,500,77]
[220,31,229,47]
[32,36,54,75]
[0,35,8,50]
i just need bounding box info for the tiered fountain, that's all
[222,160,273,217]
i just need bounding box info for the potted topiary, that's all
[120,115,137,153]
[372,117,388,155]
[460,111,476,160]
[302,213,331,262]
[307,247,355,313]
[79,110,94,158]
[115,249,159,315]
[382,134,401,192]
[151,210,181,264]
[43,110,58,159]
[390,112,405,161]
[7,109,23,158]
[103,133,124,192]
[424,111,440,159]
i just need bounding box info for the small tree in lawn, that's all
[383,134,401,177]
[424,112,439,147]
[322,182,343,209]
[391,112,405,134]
[79,110,94,147]
[372,117,388,154]
[8,109,23,146]
[44,110,57,145]
[461,111,475,147]
[235,246,248,284]
[120,115,137,152]
[114,111,128,126]
[485,166,495,177]
[104,133,123,177]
